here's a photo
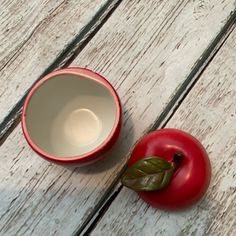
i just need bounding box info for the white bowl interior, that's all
[25,73,117,158]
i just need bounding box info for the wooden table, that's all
[0,1,236,235]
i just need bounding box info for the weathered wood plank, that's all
[90,25,236,236]
[0,0,235,235]
[0,0,115,126]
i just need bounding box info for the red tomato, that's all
[128,128,211,210]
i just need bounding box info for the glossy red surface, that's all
[128,128,211,210]
[22,67,122,165]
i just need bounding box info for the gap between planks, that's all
[0,0,122,145]
[77,10,236,236]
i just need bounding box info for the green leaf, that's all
[121,156,174,191]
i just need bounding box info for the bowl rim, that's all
[21,67,122,164]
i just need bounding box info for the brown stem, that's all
[172,152,184,170]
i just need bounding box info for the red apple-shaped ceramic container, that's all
[22,67,122,165]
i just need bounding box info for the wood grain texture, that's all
[0,0,235,235]
[91,26,236,236]
[0,0,109,124]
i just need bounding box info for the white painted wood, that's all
[0,0,234,235]
[91,26,236,236]
[0,0,108,124]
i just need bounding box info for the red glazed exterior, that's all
[128,128,211,210]
[21,67,122,165]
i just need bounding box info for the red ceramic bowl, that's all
[22,67,122,165]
